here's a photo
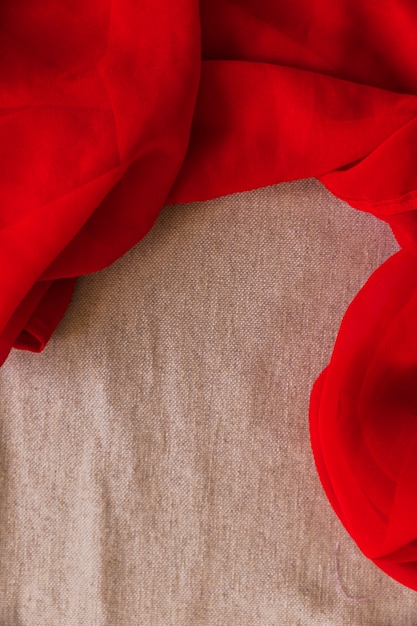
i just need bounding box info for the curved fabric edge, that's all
[309,243,417,591]
[0,278,77,366]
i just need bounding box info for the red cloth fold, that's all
[310,244,417,590]
[2,0,417,590]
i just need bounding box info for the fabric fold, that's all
[3,0,417,592]
[310,244,417,589]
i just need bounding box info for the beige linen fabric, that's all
[0,179,415,624]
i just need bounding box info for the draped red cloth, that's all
[2,0,417,590]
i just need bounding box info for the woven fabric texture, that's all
[0,180,413,625]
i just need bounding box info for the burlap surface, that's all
[0,179,414,625]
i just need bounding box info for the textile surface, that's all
[4,2,417,590]
[0,180,414,624]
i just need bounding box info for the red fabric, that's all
[310,244,417,590]
[2,0,417,590]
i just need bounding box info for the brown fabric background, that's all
[1,179,416,624]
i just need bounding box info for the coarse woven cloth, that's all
[0,179,414,625]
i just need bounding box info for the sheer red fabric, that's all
[2,0,417,589]
[310,243,417,590]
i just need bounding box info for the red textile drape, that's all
[2,0,417,590]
